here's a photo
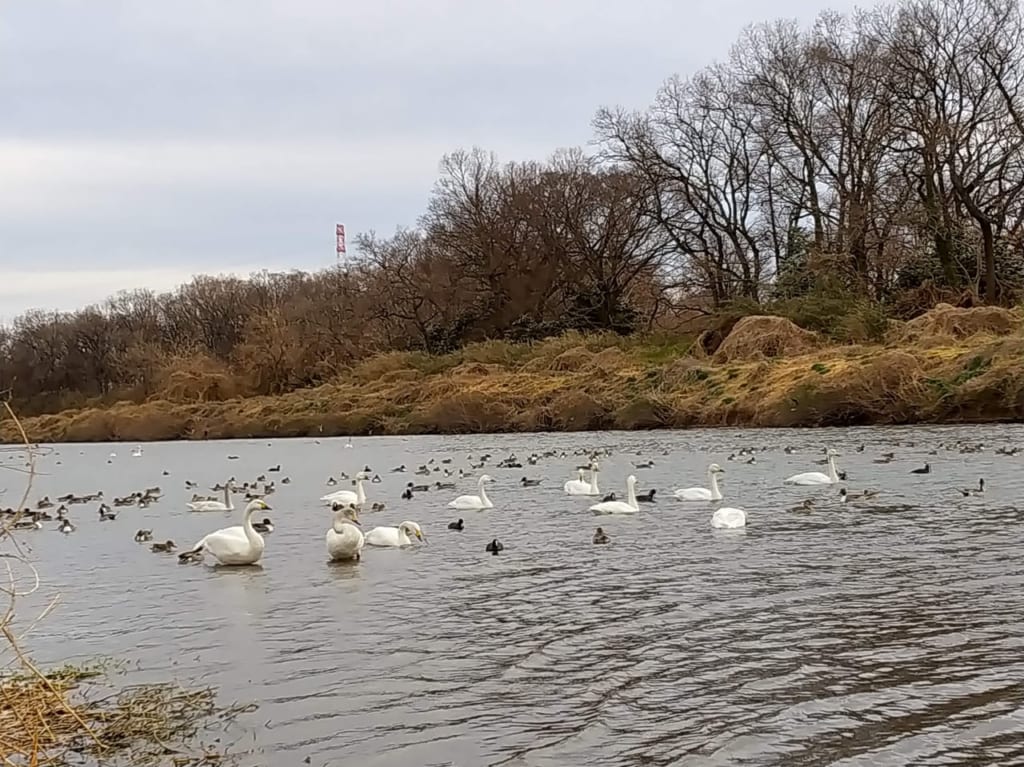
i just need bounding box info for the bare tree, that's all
[597,65,772,304]
[881,0,1024,298]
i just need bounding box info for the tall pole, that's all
[336,223,346,268]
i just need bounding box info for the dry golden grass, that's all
[713,315,821,363]
[893,302,1022,344]
[5,309,1024,442]
[154,353,239,404]
[0,665,254,766]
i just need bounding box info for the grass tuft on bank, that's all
[0,660,255,765]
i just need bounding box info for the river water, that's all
[4,425,1024,766]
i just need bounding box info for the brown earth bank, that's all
[3,304,1024,444]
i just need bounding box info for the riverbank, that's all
[3,304,1023,443]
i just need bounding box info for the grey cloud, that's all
[0,0,865,311]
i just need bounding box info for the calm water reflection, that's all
[6,425,1024,766]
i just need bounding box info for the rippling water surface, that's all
[7,425,1024,766]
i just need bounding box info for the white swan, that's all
[675,463,724,501]
[131,445,143,458]
[564,465,600,496]
[564,468,589,494]
[784,449,841,485]
[590,475,639,515]
[711,506,746,528]
[321,472,367,506]
[364,521,425,547]
[179,499,270,565]
[187,485,234,512]
[326,503,364,561]
[449,475,494,510]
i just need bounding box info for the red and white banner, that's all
[336,223,347,254]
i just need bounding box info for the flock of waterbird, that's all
[0,436,996,568]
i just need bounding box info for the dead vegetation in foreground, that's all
[0,404,255,766]
[2,303,1024,443]
[0,665,255,766]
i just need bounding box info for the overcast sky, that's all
[0,0,865,320]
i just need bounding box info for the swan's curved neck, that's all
[626,479,638,508]
[223,485,234,509]
[331,509,349,533]
[478,480,491,507]
[355,478,366,505]
[708,470,722,500]
[826,454,839,482]
[242,505,261,546]
[589,469,600,494]
[399,525,412,545]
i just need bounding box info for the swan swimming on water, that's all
[675,463,725,501]
[711,506,746,528]
[784,449,841,485]
[321,472,367,506]
[590,475,639,515]
[178,499,271,565]
[364,521,425,547]
[187,484,234,512]
[564,465,600,496]
[449,475,494,510]
[326,503,364,561]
